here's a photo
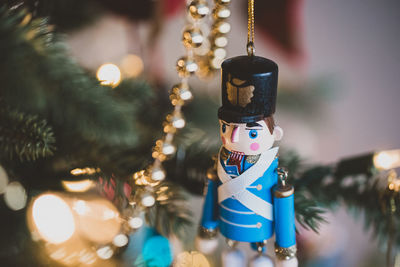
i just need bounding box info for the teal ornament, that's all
[141,235,172,267]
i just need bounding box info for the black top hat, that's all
[218,55,278,123]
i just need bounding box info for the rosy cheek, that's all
[222,137,226,145]
[250,142,260,151]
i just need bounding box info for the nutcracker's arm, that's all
[195,176,220,254]
[199,178,219,234]
[273,168,297,262]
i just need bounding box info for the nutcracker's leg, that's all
[222,239,246,267]
[249,240,274,267]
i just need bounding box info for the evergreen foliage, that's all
[0,3,398,266]
[0,107,55,161]
[0,7,139,148]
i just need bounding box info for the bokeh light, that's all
[4,181,27,211]
[32,194,75,244]
[129,216,144,229]
[141,193,156,207]
[45,238,98,266]
[120,54,144,78]
[96,63,121,87]
[62,179,94,192]
[0,165,9,194]
[112,234,129,247]
[76,198,121,244]
[97,245,114,260]
[374,149,400,170]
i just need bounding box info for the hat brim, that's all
[218,107,265,123]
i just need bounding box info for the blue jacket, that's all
[200,150,278,243]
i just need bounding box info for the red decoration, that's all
[249,0,305,63]
[98,177,131,201]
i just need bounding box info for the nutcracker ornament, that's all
[195,1,297,266]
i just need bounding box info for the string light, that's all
[112,234,129,247]
[96,246,114,260]
[374,149,400,170]
[77,198,121,244]
[196,0,231,75]
[128,216,144,229]
[31,194,75,244]
[141,193,156,207]
[150,165,166,182]
[96,63,121,88]
[62,179,94,192]
[214,35,228,47]
[4,181,27,211]
[70,167,100,176]
[120,54,144,78]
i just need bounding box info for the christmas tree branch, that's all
[0,7,139,148]
[145,182,193,240]
[0,107,55,161]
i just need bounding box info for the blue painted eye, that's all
[222,124,226,133]
[249,130,258,139]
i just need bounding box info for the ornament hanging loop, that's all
[277,167,289,187]
[247,42,255,57]
[247,0,255,56]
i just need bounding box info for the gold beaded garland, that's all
[188,0,210,20]
[212,5,231,20]
[121,1,230,248]
[212,34,228,47]
[215,0,231,4]
[198,0,231,72]
[212,21,231,34]
[183,27,204,49]
[170,83,193,106]
[176,56,198,77]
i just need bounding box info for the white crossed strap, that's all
[217,147,279,221]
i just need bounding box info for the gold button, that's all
[257,184,262,190]
[256,222,262,228]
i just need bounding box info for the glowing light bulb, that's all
[162,142,176,155]
[77,198,121,244]
[215,7,230,18]
[4,181,27,211]
[214,48,226,59]
[141,193,156,207]
[96,63,121,87]
[216,22,231,34]
[62,179,94,192]
[211,57,224,69]
[121,54,144,78]
[73,200,89,215]
[151,165,166,181]
[171,112,186,129]
[215,36,228,47]
[32,194,75,244]
[129,216,144,229]
[180,89,192,101]
[113,234,129,247]
[96,246,114,260]
[374,149,400,170]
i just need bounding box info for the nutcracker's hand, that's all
[195,226,219,254]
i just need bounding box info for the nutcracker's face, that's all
[219,119,282,155]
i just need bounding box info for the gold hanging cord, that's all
[247,0,255,56]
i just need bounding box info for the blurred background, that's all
[1,0,400,266]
